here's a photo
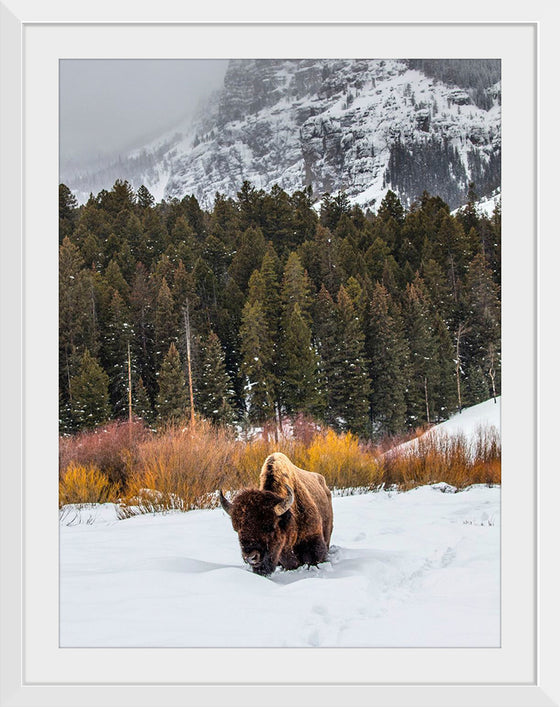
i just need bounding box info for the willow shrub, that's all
[59,420,500,512]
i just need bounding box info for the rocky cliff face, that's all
[66,59,501,211]
[164,59,500,210]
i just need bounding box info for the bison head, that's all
[219,486,294,576]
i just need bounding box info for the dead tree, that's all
[454,321,470,413]
[183,298,196,426]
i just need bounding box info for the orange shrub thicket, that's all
[59,462,117,507]
[121,419,238,513]
[380,427,501,489]
[299,429,381,490]
[59,418,148,488]
[59,419,501,512]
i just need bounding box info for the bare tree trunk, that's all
[455,327,463,413]
[183,299,196,426]
[424,376,430,424]
[127,342,133,444]
[455,322,470,413]
[66,352,73,405]
[487,343,497,402]
[449,254,458,301]
[275,402,281,444]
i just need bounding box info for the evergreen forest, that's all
[59,180,501,439]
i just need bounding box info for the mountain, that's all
[62,59,501,211]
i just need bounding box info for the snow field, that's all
[60,484,500,648]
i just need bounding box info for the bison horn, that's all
[274,484,294,516]
[219,489,232,515]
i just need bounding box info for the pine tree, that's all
[464,364,490,406]
[279,303,319,416]
[312,285,340,425]
[182,194,206,239]
[196,331,236,425]
[80,231,103,270]
[104,259,130,302]
[152,253,175,290]
[402,280,441,425]
[434,213,471,300]
[124,212,148,264]
[102,290,135,418]
[377,190,405,226]
[70,349,111,430]
[229,225,267,293]
[141,208,168,266]
[366,283,410,436]
[154,278,178,366]
[277,251,318,416]
[299,224,341,294]
[239,301,276,424]
[280,251,313,323]
[431,312,457,420]
[209,192,241,249]
[169,216,198,268]
[364,236,390,284]
[259,245,282,333]
[291,185,318,245]
[331,285,371,437]
[261,184,296,254]
[130,263,156,401]
[59,183,78,240]
[137,184,155,209]
[237,180,264,230]
[59,238,99,411]
[462,253,501,395]
[133,376,154,423]
[320,190,351,231]
[155,342,189,424]
[457,182,480,235]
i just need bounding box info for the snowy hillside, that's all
[393,397,501,458]
[63,59,501,210]
[426,396,500,440]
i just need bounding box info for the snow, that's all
[65,59,500,211]
[428,397,500,439]
[60,398,500,647]
[451,188,501,218]
[393,397,501,458]
[60,487,499,647]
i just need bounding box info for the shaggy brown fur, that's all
[220,452,333,576]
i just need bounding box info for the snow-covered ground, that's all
[60,399,500,648]
[60,486,499,648]
[393,397,501,458]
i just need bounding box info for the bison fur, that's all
[219,452,333,576]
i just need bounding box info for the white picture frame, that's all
[1,2,557,706]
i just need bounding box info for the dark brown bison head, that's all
[219,486,295,576]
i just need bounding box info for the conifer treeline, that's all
[59,179,501,438]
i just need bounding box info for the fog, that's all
[60,59,228,172]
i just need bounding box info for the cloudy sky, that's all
[60,59,228,171]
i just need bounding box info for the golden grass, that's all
[59,419,501,513]
[299,429,382,490]
[380,427,501,490]
[59,462,117,506]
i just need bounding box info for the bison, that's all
[219,452,333,577]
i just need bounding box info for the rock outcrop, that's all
[65,59,501,211]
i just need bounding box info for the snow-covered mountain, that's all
[63,59,501,211]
